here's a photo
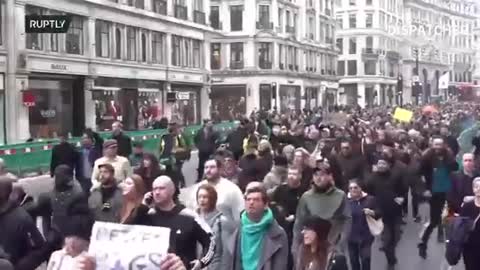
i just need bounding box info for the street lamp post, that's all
[412,48,421,105]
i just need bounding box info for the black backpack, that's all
[445,214,480,266]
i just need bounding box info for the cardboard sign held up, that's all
[393,108,413,123]
[89,222,171,270]
[324,112,348,126]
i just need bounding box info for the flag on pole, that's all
[439,73,449,89]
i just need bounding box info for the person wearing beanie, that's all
[91,139,132,187]
[263,155,289,194]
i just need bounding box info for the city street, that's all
[18,152,464,270]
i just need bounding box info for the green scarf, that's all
[240,208,274,270]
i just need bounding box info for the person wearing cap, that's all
[292,166,351,258]
[295,217,348,270]
[111,121,132,158]
[88,163,124,223]
[91,139,132,186]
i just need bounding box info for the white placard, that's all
[89,222,171,270]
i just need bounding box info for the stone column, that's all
[84,78,96,130]
[358,83,366,108]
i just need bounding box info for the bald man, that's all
[128,176,215,270]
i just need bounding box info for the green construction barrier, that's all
[0,122,237,176]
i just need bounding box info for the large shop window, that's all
[210,86,246,121]
[279,85,300,113]
[305,87,318,109]
[66,15,84,55]
[138,91,163,129]
[93,90,123,131]
[28,80,74,138]
[168,89,199,126]
[258,42,272,69]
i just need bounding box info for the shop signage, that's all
[51,64,67,70]
[176,92,190,100]
[22,91,35,107]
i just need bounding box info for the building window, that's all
[152,32,164,64]
[211,43,221,69]
[152,0,167,15]
[279,45,284,69]
[278,8,283,32]
[230,42,244,69]
[135,0,145,9]
[193,40,201,68]
[26,6,43,50]
[194,0,203,11]
[258,42,272,69]
[366,0,372,5]
[366,36,373,51]
[127,0,134,6]
[115,27,122,59]
[337,60,345,76]
[50,33,58,52]
[349,13,356,28]
[95,20,110,58]
[172,35,181,66]
[127,27,136,61]
[364,60,376,75]
[210,6,220,29]
[258,5,270,28]
[349,0,355,5]
[347,60,357,75]
[230,5,243,31]
[336,38,343,54]
[349,37,356,54]
[66,15,84,54]
[366,13,373,28]
[141,33,147,62]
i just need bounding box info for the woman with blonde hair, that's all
[120,174,147,223]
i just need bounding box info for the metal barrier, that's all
[0,122,237,176]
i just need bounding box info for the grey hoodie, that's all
[263,166,288,195]
[197,209,230,270]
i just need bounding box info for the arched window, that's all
[115,28,122,59]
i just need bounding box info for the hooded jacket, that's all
[347,192,381,244]
[197,209,230,270]
[263,166,288,194]
[32,165,87,236]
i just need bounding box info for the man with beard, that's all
[335,140,366,190]
[365,157,405,270]
[292,166,351,256]
[418,137,458,258]
[271,167,308,270]
[448,153,479,215]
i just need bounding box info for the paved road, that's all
[18,152,464,270]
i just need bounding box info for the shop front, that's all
[210,85,246,120]
[305,87,319,110]
[279,85,301,113]
[168,84,201,126]
[91,78,163,131]
[26,75,86,138]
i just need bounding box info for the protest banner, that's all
[89,222,171,270]
[393,108,413,123]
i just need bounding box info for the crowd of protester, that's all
[0,102,480,270]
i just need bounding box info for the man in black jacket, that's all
[0,177,59,270]
[448,153,478,215]
[50,132,77,177]
[194,119,219,182]
[111,121,132,158]
[130,175,215,270]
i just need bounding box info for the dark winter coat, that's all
[448,171,479,214]
[111,132,132,158]
[347,192,381,244]
[50,142,77,177]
